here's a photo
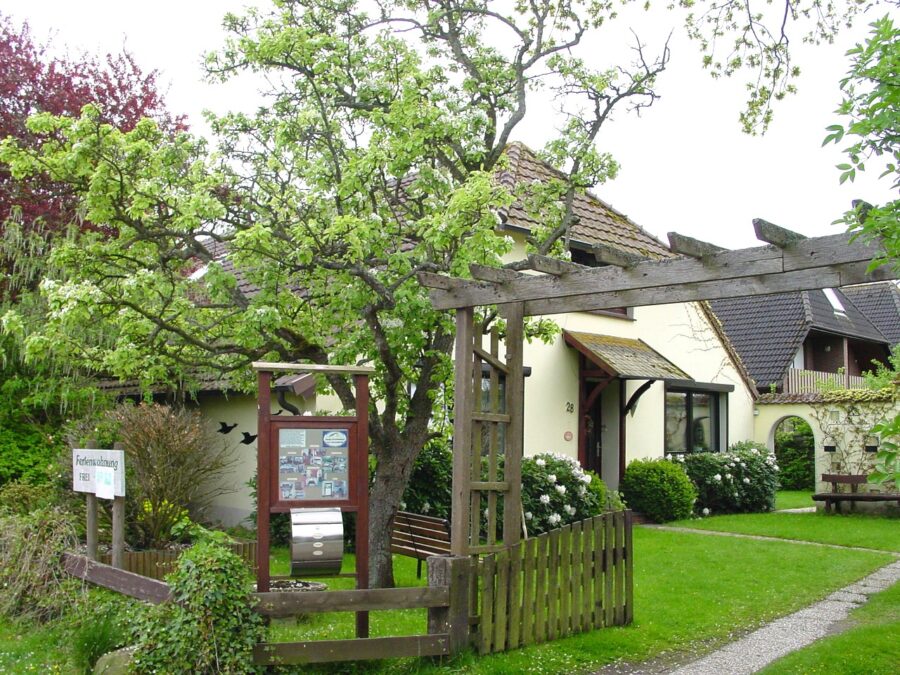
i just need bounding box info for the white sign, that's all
[72,449,125,497]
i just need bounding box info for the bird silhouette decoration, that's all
[241,432,258,445]
[272,410,284,416]
[217,422,238,434]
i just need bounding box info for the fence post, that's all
[85,438,98,561]
[427,555,472,654]
[111,441,126,569]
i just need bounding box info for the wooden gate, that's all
[474,511,633,654]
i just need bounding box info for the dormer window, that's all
[823,288,847,317]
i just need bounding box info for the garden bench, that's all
[812,474,900,514]
[390,511,451,578]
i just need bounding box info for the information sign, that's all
[277,427,350,501]
[72,449,125,498]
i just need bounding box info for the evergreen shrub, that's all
[774,419,815,490]
[521,452,610,534]
[620,458,696,522]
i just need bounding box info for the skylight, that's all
[823,288,847,316]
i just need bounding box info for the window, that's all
[665,388,724,455]
[823,288,847,317]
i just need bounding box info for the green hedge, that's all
[620,459,696,523]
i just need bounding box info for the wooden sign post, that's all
[253,362,373,638]
[72,441,126,568]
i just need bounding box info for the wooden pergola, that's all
[419,220,898,554]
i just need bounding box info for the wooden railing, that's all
[474,510,633,655]
[782,368,867,394]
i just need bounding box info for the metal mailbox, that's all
[290,508,343,576]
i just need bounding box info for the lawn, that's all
[670,512,900,552]
[775,490,814,510]
[269,527,892,673]
[759,580,900,674]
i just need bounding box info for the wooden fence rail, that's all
[474,510,633,654]
[96,540,257,581]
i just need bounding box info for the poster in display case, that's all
[277,427,351,502]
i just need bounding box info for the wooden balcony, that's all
[781,368,867,394]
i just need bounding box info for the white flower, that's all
[539,494,551,504]
[555,484,566,495]
[702,507,710,516]
[580,474,592,484]
[548,513,561,525]
[751,448,759,455]
[578,485,586,497]
[713,474,722,482]
[564,504,576,516]
[547,474,557,484]
[525,512,533,520]
[535,458,546,467]
[742,477,750,484]
[400,501,407,510]
[421,502,430,513]
[725,473,732,480]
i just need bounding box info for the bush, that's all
[774,419,815,490]
[0,506,80,622]
[401,440,452,519]
[681,442,779,516]
[108,404,237,549]
[620,459,697,523]
[132,539,263,674]
[522,453,609,534]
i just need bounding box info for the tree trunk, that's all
[367,445,418,588]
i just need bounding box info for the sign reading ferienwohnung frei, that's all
[72,449,125,499]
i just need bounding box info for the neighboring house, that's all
[104,142,759,525]
[842,282,900,347]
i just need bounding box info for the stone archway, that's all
[769,414,817,491]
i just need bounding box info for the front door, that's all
[584,382,603,475]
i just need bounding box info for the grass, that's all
[775,490,814,510]
[759,581,900,674]
[670,512,900,552]
[0,620,71,673]
[269,527,892,673]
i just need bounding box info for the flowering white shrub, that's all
[682,441,779,515]
[521,452,611,535]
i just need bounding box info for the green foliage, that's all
[0,479,53,515]
[109,403,237,549]
[620,458,697,523]
[869,412,900,490]
[826,15,900,269]
[401,440,452,519]
[681,444,780,516]
[774,418,815,490]
[131,541,263,674]
[245,473,291,546]
[521,453,608,535]
[70,608,126,674]
[0,506,79,622]
[863,344,900,389]
[0,375,67,485]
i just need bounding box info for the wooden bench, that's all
[390,511,451,579]
[812,474,900,514]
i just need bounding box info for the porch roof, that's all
[563,331,691,381]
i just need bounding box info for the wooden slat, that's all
[493,549,510,652]
[416,271,472,290]
[592,243,647,268]
[570,521,583,636]
[63,553,171,604]
[534,534,548,643]
[527,254,586,276]
[593,515,604,627]
[471,411,512,424]
[547,528,560,640]
[821,474,869,484]
[469,263,524,284]
[479,554,495,654]
[451,308,474,555]
[753,218,806,247]
[521,537,536,646]
[558,525,571,636]
[488,328,500,549]
[470,481,510,492]
[582,516,594,631]
[614,511,625,625]
[253,635,450,665]
[429,232,889,311]
[253,587,449,618]
[391,521,450,542]
[624,510,634,625]
[250,361,375,374]
[395,511,451,527]
[667,231,727,258]
[502,302,525,549]
[604,515,614,627]
[473,345,510,375]
[390,541,452,559]
[507,542,522,650]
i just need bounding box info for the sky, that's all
[3,0,896,251]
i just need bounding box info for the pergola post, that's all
[501,302,524,547]
[451,308,475,555]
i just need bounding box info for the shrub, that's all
[0,479,53,515]
[108,404,237,549]
[774,419,815,490]
[0,506,80,622]
[72,608,127,673]
[131,539,263,674]
[620,459,696,523]
[521,453,608,534]
[681,442,779,515]
[401,440,452,519]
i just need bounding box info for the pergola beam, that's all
[592,243,647,268]
[667,232,727,258]
[468,264,523,283]
[753,218,806,247]
[526,254,586,276]
[428,232,889,311]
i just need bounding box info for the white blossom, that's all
[535,458,546,467]
[421,502,430,513]
[525,512,533,520]
[548,513,561,525]
[725,473,732,480]
[564,505,576,516]
[580,474,592,484]
[539,494,550,504]
[742,477,750,484]
[702,507,710,516]
[555,484,566,495]
[547,474,557,484]
[713,474,722,482]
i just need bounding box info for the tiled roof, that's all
[709,293,808,390]
[805,287,886,342]
[564,331,691,380]
[756,392,824,404]
[842,282,900,345]
[498,143,674,259]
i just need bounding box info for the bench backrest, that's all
[390,511,451,559]
[821,474,868,492]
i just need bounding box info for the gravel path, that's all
[665,559,900,674]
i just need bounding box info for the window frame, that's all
[664,384,729,456]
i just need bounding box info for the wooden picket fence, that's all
[97,540,257,581]
[474,510,633,654]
